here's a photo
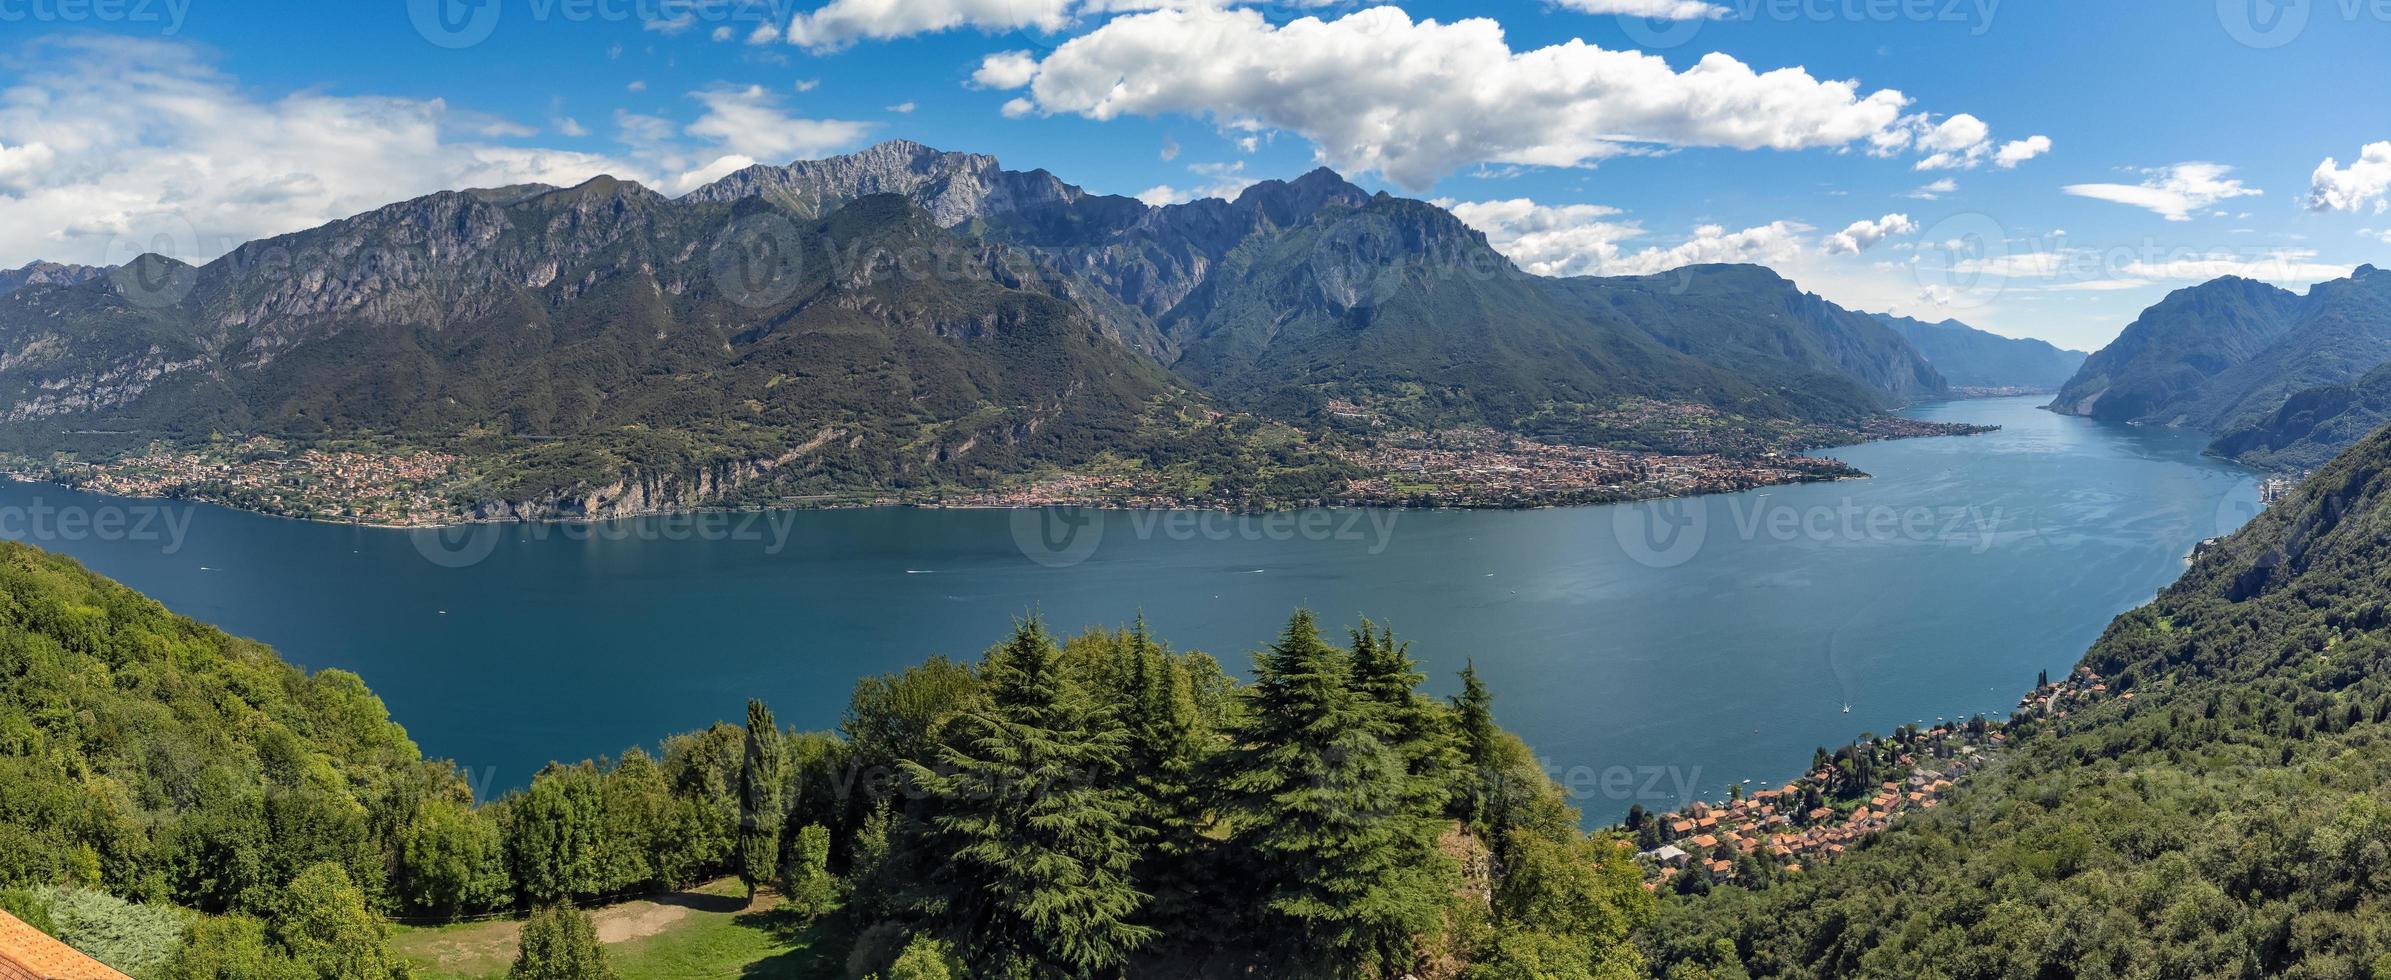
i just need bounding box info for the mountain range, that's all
[1871,313,2086,391]
[2049,265,2391,470]
[0,140,1982,514]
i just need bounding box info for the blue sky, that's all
[0,0,2385,349]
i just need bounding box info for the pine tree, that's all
[510,904,616,980]
[1349,621,1461,816]
[1114,618,1215,944]
[900,618,1154,977]
[1452,661,1501,826]
[737,699,788,897]
[1221,611,1453,978]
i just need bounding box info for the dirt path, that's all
[396,879,770,978]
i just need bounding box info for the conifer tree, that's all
[737,699,788,897]
[901,618,1154,978]
[1452,661,1501,826]
[1349,621,1461,815]
[1114,618,1215,943]
[1221,611,1452,978]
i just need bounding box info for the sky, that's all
[0,0,2385,350]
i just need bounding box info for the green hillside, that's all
[1649,417,2391,977]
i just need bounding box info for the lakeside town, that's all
[0,412,1996,526]
[1633,665,2121,892]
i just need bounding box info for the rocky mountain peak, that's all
[682,139,1083,226]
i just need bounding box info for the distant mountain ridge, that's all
[0,261,107,296]
[0,140,1958,514]
[2051,266,2391,429]
[1871,313,2085,390]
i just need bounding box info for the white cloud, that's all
[1821,213,1916,255]
[1549,0,1729,18]
[1875,112,2050,172]
[555,116,590,137]
[887,102,917,113]
[1994,134,2050,168]
[1905,178,1956,200]
[784,0,1078,49]
[1137,160,1260,205]
[1439,197,1805,277]
[973,50,1043,89]
[712,25,735,41]
[2309,141,2391,214]
[682,85,876,166]
[989,6,2021,190]
[2063,163,2262,222]
[0,37,633,267]
[627,80,648,92]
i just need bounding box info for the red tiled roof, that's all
[0,911,129,980]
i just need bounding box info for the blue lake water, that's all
[0,396,2260,823]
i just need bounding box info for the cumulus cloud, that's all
[982,6,2025,189]
[2064,163,2262,222]
[973,50,1043,89]
[1994,134,2051,169]
[0,37,633,267]
[681,85,877,168]
[1439,197,1805,277]
[2309,141,2391,214]
[1134,160,1260,205]
[1870,112,2051,171]
[1550,0,1729,18]
[783,0,1078,49]
[1905,178,1957,200]
[1821,213,1917,255]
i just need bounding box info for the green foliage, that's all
[779,824,838,918]
[396,796,509,918]
[899,618,1155,977]
[41,886,189,976]
[1652,422,2391,976]
[1217,611,1456,978]
[509,904,615,980]
[162,914,311,980]
[508,764,606,904]
[737,701,789,897]
[274,863,410,979]
[883,933,959,980]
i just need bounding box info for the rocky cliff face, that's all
[684,139,1089,226]
[0,261,108,296]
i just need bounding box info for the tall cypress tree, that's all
[737,699,787,897]
[1451,662,1501,827]
[901,618,1154,978]
[1221,611,1451,978]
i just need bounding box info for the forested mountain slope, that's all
[0,539,1652,979]
[1650,416,2391,977]
[2052,266,2391,434]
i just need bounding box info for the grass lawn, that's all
[395,879,839,980]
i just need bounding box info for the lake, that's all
[0,396,2260,823]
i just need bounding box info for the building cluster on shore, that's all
[1635,666,2116,891]
[4,440,463,526]
[1335,427,1857,507]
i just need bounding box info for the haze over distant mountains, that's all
[1871,313,2086,391]
[0,140,1986,512]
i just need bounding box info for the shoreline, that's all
[0,413,2000,531]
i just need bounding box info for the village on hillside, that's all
[1633,665,2122,892]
